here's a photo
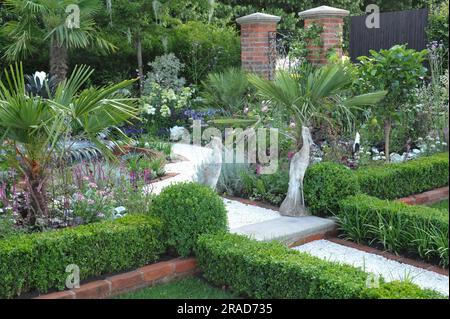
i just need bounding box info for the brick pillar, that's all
[237,13,281,79]
[298,6,349,65]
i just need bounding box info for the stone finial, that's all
[236,12,281,25]
[298,5,350,19]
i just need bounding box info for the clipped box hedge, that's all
[196,233,443,299]
[0,214,165,299]
[338,194,449,267]
[355,152,449,200]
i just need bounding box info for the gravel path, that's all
[224,198,280,229]
[294,240,449,296]
[147,143,280,230]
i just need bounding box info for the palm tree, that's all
[249,65,386,217]
[0,62,138,224]
[1,0,115,83]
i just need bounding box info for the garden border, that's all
[398,186,449,206]
[34,258,198,299]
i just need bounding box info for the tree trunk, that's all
[136,34,144,96]
[50,41,68,84]
[25,161,48,226]
[279,126,312,217]
[384,118,392,163]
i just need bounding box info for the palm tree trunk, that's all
[136,33,144,96]
[50,41,69,84]
[279,126,312,217]
[384,117,392,163]
[24,161,48,226]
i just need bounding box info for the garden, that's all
[0,0,449,301]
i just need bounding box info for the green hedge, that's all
[0,215,165,299]
[355,153,449,200]
[338,194,449,267]
[304,162,361,216]
[196,233,444,299]
[151,182,228,257]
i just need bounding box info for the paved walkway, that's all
[148,143,336,241]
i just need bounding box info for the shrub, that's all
[216,162,253,197]
[361,281,444,299]
[427,0,449,50]
[241,170,289,206]
[355,152,449,200]
[304,162,361,216]
[150,182,228,257]
[201,67,251,115]
[169,21,241,84]
[338,194,449,267]
[196,233,443,299]
[0,214,164,298]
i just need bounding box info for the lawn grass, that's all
[429,199,449,211]
[115,276,237,299]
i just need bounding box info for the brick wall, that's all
[237,13,281,79]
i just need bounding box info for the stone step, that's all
[231,216,337,246]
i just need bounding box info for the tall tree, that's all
[1,0,115,83]
[106,0,210,95]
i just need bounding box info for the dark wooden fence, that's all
[349,9,429,62]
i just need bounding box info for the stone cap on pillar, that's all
[298,5,349,19]
[236,12,281,25]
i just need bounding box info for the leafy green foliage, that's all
[304,162,361,216]
[356,45,428,113]
[216,162,253,197]
[0,214,165,298]
[361,280,444,299]
[427,0,449,49]
[150,182,228,257]
[169,21,240,84]
[0,63,138,222]
[338,194,449,267]
[195,232,443,299]
[201,67,251,114]
[355,152,449,200]
[241,169,289,206]
[355,45,428,161]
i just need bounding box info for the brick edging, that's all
[222,195,280,211]
[34,258,198,299]
[328,238,449,277]
[398,187,449,206]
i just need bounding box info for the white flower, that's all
[33,71,47,84]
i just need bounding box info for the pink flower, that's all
[288,151,295,160]
[256,164,262,175]
[74,193,85,201]
[88,182,98,189]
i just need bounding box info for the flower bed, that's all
[338,195,449,267]
[231,153,449,213]
[0,214,164,299]
[196,233,444,299]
